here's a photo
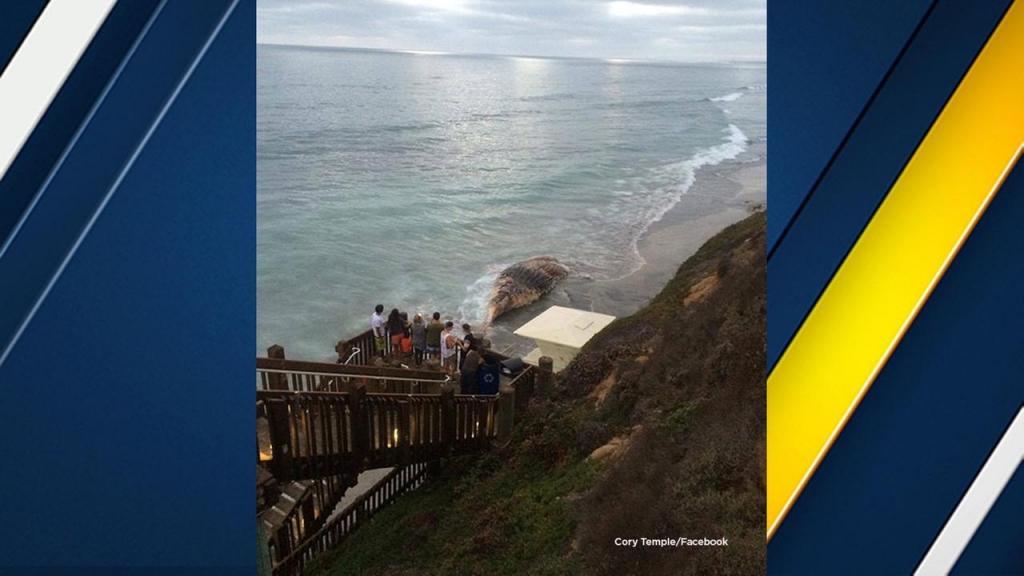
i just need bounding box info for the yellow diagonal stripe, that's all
[767,2,1024,540]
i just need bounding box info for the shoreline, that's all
[487,145,766,356]
[266,145,767,362]
[589,148,766,315]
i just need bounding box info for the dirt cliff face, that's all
[561,211,766,576]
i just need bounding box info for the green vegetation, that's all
[310,440,600,576]
[314,212,766,576]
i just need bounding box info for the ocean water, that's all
[257,45,766,361]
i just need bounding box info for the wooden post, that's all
[399,402,411,465]
[512,367,535,411]
[537,356,554,399]
[497,385,515,443]
[299,492,315,541]
[274,525,291,567]
[355,499,365,528]
[479,399,491,448]
[440,385,455,454]
[347,384,368,472]
[267,398,293,482]
[256,521,273,576]
[256,466,279,512]
[267,345,288,390]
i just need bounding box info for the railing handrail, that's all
[336,327,514,367]
[257,387,499,485]
[257,389,497,400]
[258,356,445,381]
[257,367,449,385]
[271,462,429,575]
[508,364,534,387]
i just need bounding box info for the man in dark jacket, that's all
[461,323,478,351]
[460,346,482,394]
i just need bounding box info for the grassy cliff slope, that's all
[312,212,766,576]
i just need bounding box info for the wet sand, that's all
[487,145,766,357]
[584,153,766,315]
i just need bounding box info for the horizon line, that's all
[256,42,767,66]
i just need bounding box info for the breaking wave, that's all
[457,268,504,327]
[583,124,750,280]
[709,92,743,103]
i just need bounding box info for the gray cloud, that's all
[257,0,765,62]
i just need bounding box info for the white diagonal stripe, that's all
[915,407,1024,575]
[0,0,240,370]
[0,0,118,183]
[0,0,169,261]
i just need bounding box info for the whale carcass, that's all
[486,256,569,323]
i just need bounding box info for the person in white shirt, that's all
[440,321,459,376]
[371,304,386,357]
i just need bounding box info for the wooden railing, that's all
[257,356,449,394]
[256,346,552,575]
[257,388,498,484]
[508,364,536,412]
[335,328,509,368]
[335,329,380,366]
[259,475,350,566]
[270,462,430,576]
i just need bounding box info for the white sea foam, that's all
[457,267,504,327]
[600,124,749,279]
[649,123,748,223]
[709,92,743,102]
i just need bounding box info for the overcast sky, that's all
[257,0,766,63]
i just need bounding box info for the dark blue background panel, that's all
[768,160,1024,574]
[0,0,253,571]
[0,0,47,76]
[767,0,1013,371]
[0,0,163,249]
[0,0,234,370]
[766,0,933,250]
[952,419,1024,575]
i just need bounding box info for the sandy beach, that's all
[487,143,766,356]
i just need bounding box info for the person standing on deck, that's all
[460,346,482,394]
[425,312,443,360]
[371,304,386,357]
[441,321,459,376]
[386,308,405,361]
[410,314,427,366]
[461,323,478,352]
[399,311,413,357]
[460,323,478,371]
